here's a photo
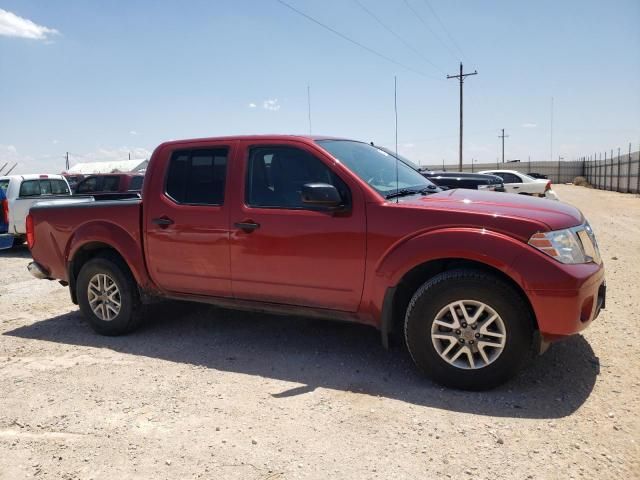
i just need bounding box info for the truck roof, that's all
[0,174,67,181]
[158,134,353,148]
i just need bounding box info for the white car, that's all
[0,174,91,244]
[479,169,558,200]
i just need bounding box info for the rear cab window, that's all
[76,177,101,194]
[165,148,228,205]
[19,178,70,197]
[128,176,144,191]
[103,176,121,192]
[19,180,41,197]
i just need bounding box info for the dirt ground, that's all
[0,184,638,480]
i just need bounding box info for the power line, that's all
[421,0,466,60]
[352,0,446,77]
[275,0,434,79]
[403,0,460,62]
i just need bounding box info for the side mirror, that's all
[301,183,342,209]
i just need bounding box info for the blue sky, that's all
[1,0,639,174]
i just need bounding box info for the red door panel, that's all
[228,140,366,312]
[143,141,235,297]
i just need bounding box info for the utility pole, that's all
[447,62,477,170]
[498,129,509,163]
[65,152,69,171]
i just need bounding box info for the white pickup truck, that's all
[0,174,92,247]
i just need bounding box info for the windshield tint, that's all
[316,140,434,197]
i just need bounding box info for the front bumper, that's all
[527,262,605,340]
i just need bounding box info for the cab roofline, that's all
[156,134,359,149]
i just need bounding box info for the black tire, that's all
[76,254,143,335]
[404,269,534,390]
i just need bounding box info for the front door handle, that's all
[234,221,260,232]
[152,216,174,227]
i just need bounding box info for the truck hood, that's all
[400,188,583,231]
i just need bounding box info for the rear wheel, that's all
[76,254,143,335]
[404,269,534,390]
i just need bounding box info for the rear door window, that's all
[165,148,228,205]
[501,173,522,183]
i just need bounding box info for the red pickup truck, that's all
[26,136,605,389]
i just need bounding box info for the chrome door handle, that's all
[152,217,174,227]
[234,221,260,232]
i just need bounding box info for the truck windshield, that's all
[316,140,435,198]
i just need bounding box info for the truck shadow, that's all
[4,301,599,419]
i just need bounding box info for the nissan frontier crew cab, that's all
[26,136,605,390]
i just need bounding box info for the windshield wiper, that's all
[385,188,422,200]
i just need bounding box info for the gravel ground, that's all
[0,184,638,479]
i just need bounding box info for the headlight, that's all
[528,223,601,264]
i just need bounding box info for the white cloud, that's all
[129,130,139,136]
[263,99,280,111]
[248,103,257,108]
[52,139,59,145]
[521,123,537,128]
[402,143,415,149]
[0,9,59,41]
[0,144,34,174]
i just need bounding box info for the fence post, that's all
[616,147,621,192]
[600,152,604,190]
[636,144,640,195]
[627,143,632,193]
[609,149,614,190]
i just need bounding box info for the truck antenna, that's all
[394,75,399,203]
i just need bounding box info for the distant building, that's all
[65,159,148,175]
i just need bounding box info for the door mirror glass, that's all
[301,183,342,208]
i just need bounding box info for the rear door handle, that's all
[152,216,174,227]
[234,221,260,232]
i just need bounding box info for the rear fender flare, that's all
[66,221,153,291]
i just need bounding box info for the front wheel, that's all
[76,255,143,335]
[404,269,534,390]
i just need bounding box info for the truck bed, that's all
[29,198,143,282]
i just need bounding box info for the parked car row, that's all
[25,135,604,390]
[0,172,144,249]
